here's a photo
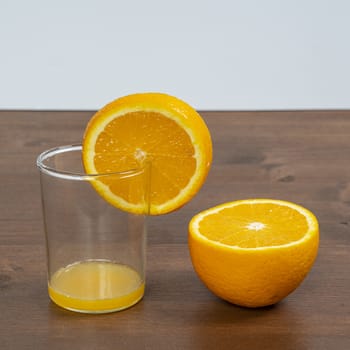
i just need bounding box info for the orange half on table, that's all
[189,199,319,308]
[82,92,212,215]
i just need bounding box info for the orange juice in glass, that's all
[48,260,145,312]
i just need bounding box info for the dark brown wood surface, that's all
[0,110,349,349]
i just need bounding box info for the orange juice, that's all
[48,260,144,313]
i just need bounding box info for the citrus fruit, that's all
[188,199,319,308]
[82,92,212,215]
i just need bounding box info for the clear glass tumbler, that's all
[37,144,149,314]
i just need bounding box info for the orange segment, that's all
[82,93,212,215]
[188,199,319,308]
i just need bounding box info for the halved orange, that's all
[189,199,319,308]
[82,92,212,215]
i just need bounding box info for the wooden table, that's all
[1,110,349,349]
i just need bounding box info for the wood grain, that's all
[0,110,349,349]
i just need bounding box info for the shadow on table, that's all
[186,296,310,350]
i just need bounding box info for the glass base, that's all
[49,288,144,314]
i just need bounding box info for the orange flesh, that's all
[94,111,196,206]
[198,203,309,248]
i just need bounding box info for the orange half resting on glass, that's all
[82,92,212,215]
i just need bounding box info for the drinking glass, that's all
[37,144,149,314]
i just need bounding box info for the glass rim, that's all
[36,144,146,180]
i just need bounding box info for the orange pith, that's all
[188,199,319,308]
[82,93,212,215]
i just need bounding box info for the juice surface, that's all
[48,260,144,313]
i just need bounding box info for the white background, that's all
[0,0,349,110]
